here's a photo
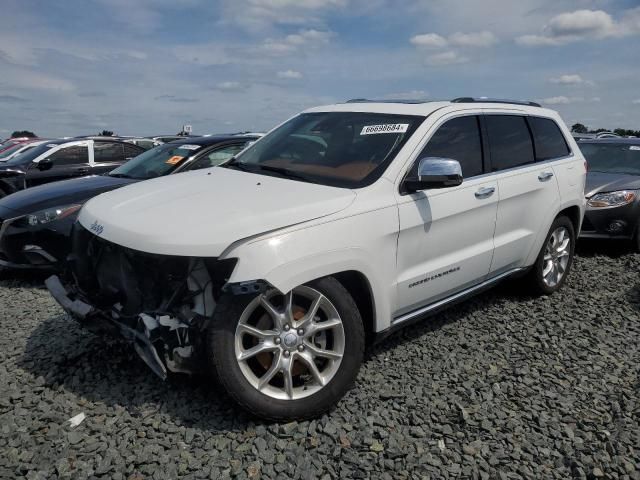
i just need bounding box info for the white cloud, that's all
[517,8,640,46]
[382,90,429,100]
[516,34,565,46]
[411,31,496,49]
[539,96,601,105]
[540,96,572,105]
[0,64,75,91]
[277,69,303,79]
[213,81,247,92]
[261,29,334,56]
[547,9,614,37]
[633,99,640,105]
[220,0,349,31]
[448,31,497,47]
[410,33,447,48]
[426,51,468,66]
[549,74,585,85]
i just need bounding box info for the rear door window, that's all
[94,142,125,163]
[48,145,89,166]
[528,117,571,161]
[124,143,143,159]
[485,115,535,171]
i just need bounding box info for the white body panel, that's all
[76,101,586,333]
[489,162,561,274]
[395,175,498,316]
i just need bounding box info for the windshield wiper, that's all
[256,165,312,183]
[109,172,133,179]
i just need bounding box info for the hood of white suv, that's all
[78,167,356,256]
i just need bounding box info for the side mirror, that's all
[404,157,463,193]
[37,158,54,171]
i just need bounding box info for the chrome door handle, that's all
[475,187,495,199]
[538,171,554,182]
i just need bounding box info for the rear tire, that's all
[525,216,575,295]
[207,276,365,421]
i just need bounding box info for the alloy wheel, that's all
[234,286,345,400]
[542,226,571,288]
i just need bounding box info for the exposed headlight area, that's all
[587,190,636,208]
[64,223,238,378]
[26,204,83,226]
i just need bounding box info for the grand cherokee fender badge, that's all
[409,266,460,288]
[89,220,104,236]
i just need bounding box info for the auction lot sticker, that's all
[165,155,184,165]
[361,124,409,135]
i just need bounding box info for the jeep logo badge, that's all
[90,220,104,236]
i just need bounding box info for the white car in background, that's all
[47,97,586,420]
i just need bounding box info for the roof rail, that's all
[345,98,429,104]
[451,97,542,108]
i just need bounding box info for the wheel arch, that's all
[227,248,392,334]
[557,205,582,235]
[330,270,376,344]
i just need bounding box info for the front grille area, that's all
[70,223,192,317]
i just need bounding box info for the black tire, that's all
[632,225,640,252]
[207,276,365,421]
[525,215,575,295]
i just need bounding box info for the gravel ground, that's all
[1,245,639,480]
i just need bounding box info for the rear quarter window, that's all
[528,117,570,161]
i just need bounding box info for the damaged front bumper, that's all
[45,223,245,381]
[46,275,173,379]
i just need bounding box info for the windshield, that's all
[226,112,425,188]
[581,143,640,176]
[109,143,202,179]
[3,143,56,166]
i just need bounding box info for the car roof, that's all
[170,134,260,146]
[304,98,555,116]
[579,138,640,145]
[47,138,135,145]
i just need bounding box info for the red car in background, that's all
[0,137,41,154]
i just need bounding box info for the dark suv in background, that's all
[0,138,144,198]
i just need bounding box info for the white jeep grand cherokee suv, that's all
[47,98,586,420]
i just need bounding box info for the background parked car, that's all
[580,138,640,249]
[0,138,144,199]
[0,134,258,271]
[150,134,200,143]
[0,137,42,154]
[0,139,49,162]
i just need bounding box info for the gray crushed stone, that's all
[0,246,639,479]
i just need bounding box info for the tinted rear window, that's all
[529,117,570,161]
[485,115,535,171]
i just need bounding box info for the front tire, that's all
[207,277,365,421]
[525,216,575,295]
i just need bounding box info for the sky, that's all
[1,0,639,137]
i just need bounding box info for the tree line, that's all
[571,123,640,137]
